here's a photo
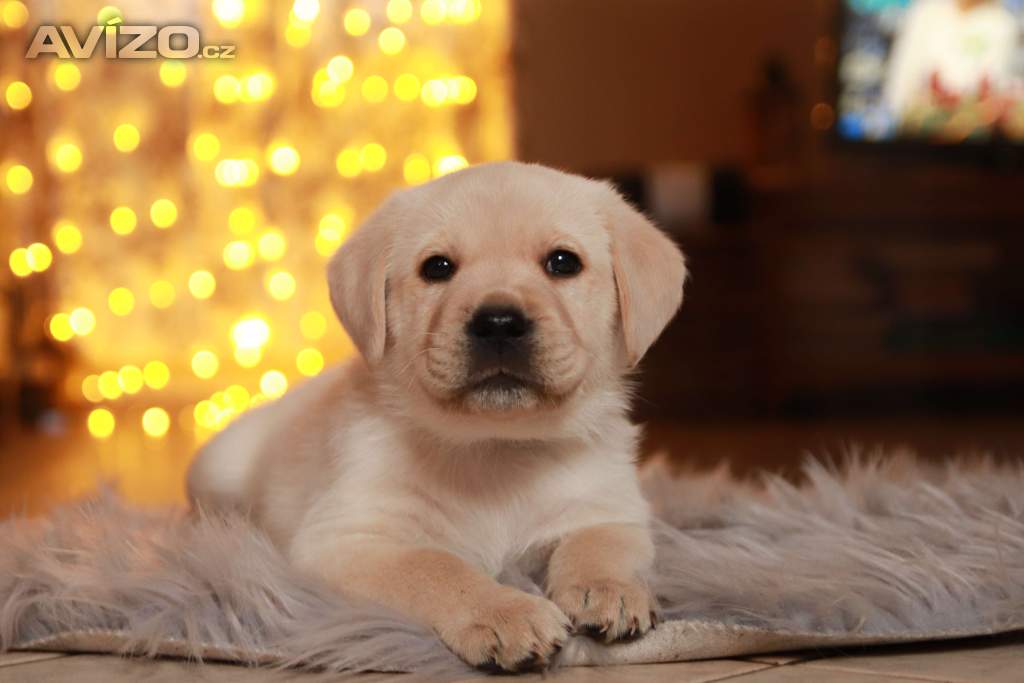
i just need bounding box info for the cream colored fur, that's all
[187,162,686,672]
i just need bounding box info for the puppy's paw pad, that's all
[550,578,655,643]
[439,589,570,673]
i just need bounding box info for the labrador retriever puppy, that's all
[187,161,686,673]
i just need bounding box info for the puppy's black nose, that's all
[468,307,532,342]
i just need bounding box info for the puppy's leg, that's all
[546,523,657,643]
[301,538,571,673]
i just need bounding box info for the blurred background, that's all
[2,0,1023,514]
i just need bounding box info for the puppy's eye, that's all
[544,250,583,278]
[420,255,456,282]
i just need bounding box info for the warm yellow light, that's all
[48,313,74,341]
[81,375,102,403]
[344,7,371,35]
[335,147,362,178]
[265,270,297,301]
[300,311,328,340]
[143,360,170,389]
[243,71,275,102]
[296,348,325,377]
[212,0,244,27]
[214,159,260,187]
[314,213,349,256]
[394,73,420,101]
[435,154,469,176]
[213,74,242,104]
[420,0,445,25]
[260,370,288,398]
[231,315,271,349]
[110,206,137,235]
[49,139,83,173]
[53,220,83,254]
[386,0,413,24]
[229,205,260,235]
[448,75,478,104]
[267,143,300,176]
[257,229,287,261]
[5,164,32,194]
[108,287,135,316]
[327,55,354,83]
[117,364,144,394]
[311,68,347,108]
[285,20,311,47]
[403,153,432,184]
[159,60,187,88]
[360,143,387,172]
[292,0,319,22]
[149,280,176,309]
[421,79,448,107]
[223,240,255,270]
[142,407,171,438]
[234,347,263,368]
[314,231,341,257]
[52,63,81,92]
[4,81,31,110]
[113,123,140,153]
[8,248,31,278]
[188,270,217,299]
[87,408,116,439]
[1,0,29,28]
[191,132,220,162]
[319,212,348,234]
[448,0,482,23]
[97,370,122,400]
[149,198,178,228]
[69,307,96,335]
[361,75,389,102]
[191,350,220,379]
[378,27,406,55]
[224,384,250,411]
[26,243,52,272]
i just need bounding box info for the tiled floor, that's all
[2,634,1023,683]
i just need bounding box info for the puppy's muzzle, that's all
[466,306,533,370]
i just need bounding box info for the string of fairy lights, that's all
[1,0,509,442]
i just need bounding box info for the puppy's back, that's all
[186,365,347,515]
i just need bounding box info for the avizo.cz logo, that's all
[25,9,235,60]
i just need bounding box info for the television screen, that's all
[837,0,1024,144]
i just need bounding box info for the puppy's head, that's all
[329,162,686,436]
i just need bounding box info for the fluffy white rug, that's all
[2,452,1023,675]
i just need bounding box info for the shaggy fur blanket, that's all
[2,453,1024,675]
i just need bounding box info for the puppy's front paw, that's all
[438,587,571,673]
[549,578,656,643]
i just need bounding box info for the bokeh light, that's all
[113,123,140,153]
[191,350,220,379]
[149,280,176,309]
[188,270,217,299]
[110,206,137,235]
[52,63,81,92]
[2,0,509,447]
[87,408,116,439]
[5,81,31,110]
[52,220,83,254]
[142,407,171,438]
[150,198,178,228]
[344,7,371,35]
[6,164,33,194]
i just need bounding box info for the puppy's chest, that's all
[406,454,636,574]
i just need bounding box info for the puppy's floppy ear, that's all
[327,199,394,364]
[602,184,687,367]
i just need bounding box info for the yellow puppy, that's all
[187,161,687,672]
